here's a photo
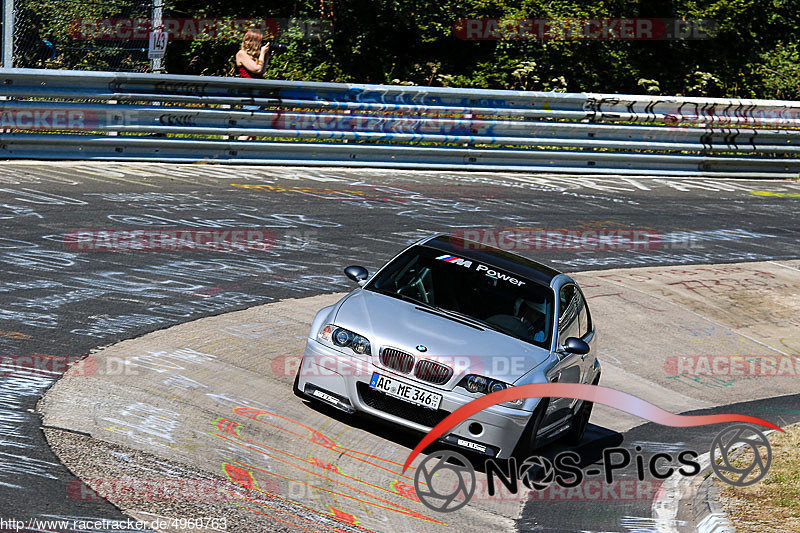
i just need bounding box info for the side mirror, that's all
[344,265,369,285]
[561,337,590,355]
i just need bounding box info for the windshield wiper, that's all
[430,306,516,337]
[429,306,488,327]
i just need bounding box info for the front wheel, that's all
[562,373,601,446]
[512,399,548,460]
[562,398,593,445]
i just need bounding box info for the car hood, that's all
[333,289,551,386]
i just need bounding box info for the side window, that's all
[577,291,591,338]
[559,285,575,322]
[558,285,580,344]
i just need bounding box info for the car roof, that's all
[419,234,562,286]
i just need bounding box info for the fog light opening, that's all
[468,422,483,436]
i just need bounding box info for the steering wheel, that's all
[485,314,535,340]
[397,269,433,304]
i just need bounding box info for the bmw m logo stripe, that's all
[435,255,473,267]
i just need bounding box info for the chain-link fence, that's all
[2,0,333,76]
[7,0,166,71]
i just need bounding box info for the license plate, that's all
[369,372,442,410]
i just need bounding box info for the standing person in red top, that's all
[234,29,272,139]
[236,28,271,78]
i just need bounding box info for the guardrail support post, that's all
[2,0,13,68]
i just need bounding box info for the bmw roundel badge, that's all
[416,345,428,352]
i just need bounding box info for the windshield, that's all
[366,246,554,348]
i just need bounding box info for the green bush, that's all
[19,0,800,98]
[758,42,800,100]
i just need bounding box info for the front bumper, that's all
[298,338,534,459]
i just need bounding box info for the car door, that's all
[542,283,584,429]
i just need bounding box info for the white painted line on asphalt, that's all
[769,260,800,272]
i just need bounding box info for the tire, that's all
[512,399,549,460]
[562,399,593,445]
[562,372,601,446]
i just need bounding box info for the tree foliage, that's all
[22,0,800,98]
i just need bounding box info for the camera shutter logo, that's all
[413,450,476,512]
[518,456,556,490]
[710,424,772,487]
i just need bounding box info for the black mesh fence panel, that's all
[12,0,165,71]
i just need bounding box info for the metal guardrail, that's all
[1,68,799,176]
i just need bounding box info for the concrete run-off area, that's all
[39,260,800,532]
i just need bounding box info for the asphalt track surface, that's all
[1,162,800,531]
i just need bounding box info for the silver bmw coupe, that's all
[294,234,600,459]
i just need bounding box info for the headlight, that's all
[488,381,507,394]
[464,375,488,393]
[457,374,524,408]
[318,324,371,356]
